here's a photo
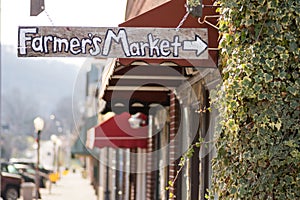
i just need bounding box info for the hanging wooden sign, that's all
[18,26,208,59]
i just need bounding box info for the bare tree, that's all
[2,88,41,135]
[1,88,40,159]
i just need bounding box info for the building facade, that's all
[84,0,220,199]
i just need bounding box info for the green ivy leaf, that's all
[258,93,265,100]
[287,86,297,96]
[279,71,287,80]
[241,76,252,87]
[280,53,289,60]
[230,186,237,194]
[275,45,286,53]
[253,83,263,92]
[206,1,300,199]
[289,42,298,51]
[264,73,273,83]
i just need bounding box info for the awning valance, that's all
[88,112,148,149]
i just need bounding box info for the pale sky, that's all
[1,0,127,66]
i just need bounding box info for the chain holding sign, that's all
[18,27,208,59]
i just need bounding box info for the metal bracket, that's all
[187,0,203,17]
[30,0,45,16]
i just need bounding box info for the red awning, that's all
[90,112,148,149]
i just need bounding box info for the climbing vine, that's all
[207,0,300,199]
[166,137,207,198]
[187,0,202,7]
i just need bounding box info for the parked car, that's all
[0,171,22,200]
[12,161,53,175]
[1,162,36,186]
[12,163,49,188]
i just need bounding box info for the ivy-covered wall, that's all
[209,0,299,199]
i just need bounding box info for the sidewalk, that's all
[19,171,97,200]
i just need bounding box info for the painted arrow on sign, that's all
[18,27,209,59]
[183,35,207,56]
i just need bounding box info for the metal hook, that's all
[198,15,220,30]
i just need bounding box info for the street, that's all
[18,170,97,200]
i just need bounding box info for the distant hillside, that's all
[1,44,81,115]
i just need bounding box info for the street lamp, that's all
[51,134,61,180]
[50,134,58,171]
[33,117,44,200]
[105,147,110,200]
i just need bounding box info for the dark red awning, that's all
[89,112,148,149]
